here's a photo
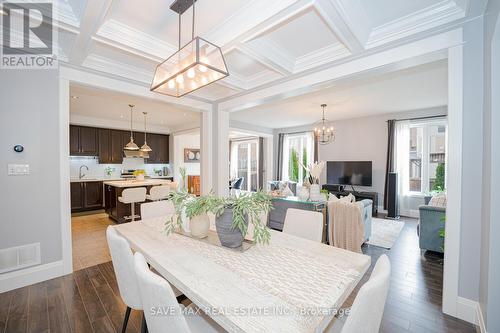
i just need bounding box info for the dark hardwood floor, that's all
[0,218,477,333]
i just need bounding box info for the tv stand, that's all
[322,184,378,217]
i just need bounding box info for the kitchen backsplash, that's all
[70,157,171,179]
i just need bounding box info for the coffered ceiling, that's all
[50,0,480,104]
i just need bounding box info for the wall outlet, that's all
[7,164,30,175]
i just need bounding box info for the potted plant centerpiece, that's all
[133,169,146,181]
[164,191,273,248]
[214,191,273,248]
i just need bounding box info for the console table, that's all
[269,197,327,242]
[322,184,379,217]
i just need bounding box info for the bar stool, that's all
[119,187,147,222]
[146,185,170,201]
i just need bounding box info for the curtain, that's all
[229,141,238,180]
[383,120,396,210]
[258,137,264,190]
[395,121,410,211]
[314,133,319,162]
[276,133,285,180]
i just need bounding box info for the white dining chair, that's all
[107,227,184,333]
[118,187,147,222]
[327,254,391,333]
[146,185,171,201]
[140,200,175,220]
[133,252,225,333]
[283,208,323,242]
[106,227,144,333]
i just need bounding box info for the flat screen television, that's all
[327,161,372,186]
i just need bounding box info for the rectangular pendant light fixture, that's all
[151,37,228,97]
[150,0,229,97]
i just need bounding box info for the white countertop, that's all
[70,176,173,183]
[103,179,172,188]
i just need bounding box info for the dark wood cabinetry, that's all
[71,125,169,164]
[71,181,103,212]
[69,125,98,156]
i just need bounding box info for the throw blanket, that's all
[328,201,365,253]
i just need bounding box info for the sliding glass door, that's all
[230,139,259,192]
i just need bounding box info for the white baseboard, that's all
[0,260,65,293]
[456,296,479,326]
[476,302,487,333]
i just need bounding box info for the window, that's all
[408,120,447,194]
[230,139,259,191]
[281,132,314,184]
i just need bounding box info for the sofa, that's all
[327,198,372,246]
[418,205,446,253]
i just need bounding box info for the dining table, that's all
[113,217,371,333]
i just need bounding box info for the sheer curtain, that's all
[395,120,410,211]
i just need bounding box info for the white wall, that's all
[480,0,500,331]
[173,132,200,186]
[274,106,447,214]
[0,70,62,268]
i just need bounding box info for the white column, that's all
[200,104,230,196]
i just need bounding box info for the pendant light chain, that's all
[129,104,133,140]
[192,0,195,40]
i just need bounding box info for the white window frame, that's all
[281,132,314,185]
[408,119,447,196]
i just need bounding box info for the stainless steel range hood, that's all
[123,150,149,158]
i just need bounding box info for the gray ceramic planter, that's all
[215,208,246,248]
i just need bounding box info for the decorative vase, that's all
[189,214,209,239]
[309,184,323,202]
[215,208,245,248]
[297,186,310,201]
[136,174,145,181]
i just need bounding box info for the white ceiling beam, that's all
[313,0,369,53]
[60,65,211,111]
[218,29,462,112]
[68,0,115,65]
[238,43,294,75]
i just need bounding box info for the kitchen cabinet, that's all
[69,125,98,156]
[146,133,169,164]
[71,181,103,212]
[110,129,126,164]
[97,128,111,163]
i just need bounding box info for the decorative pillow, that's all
[328,193,339,202]
[347,193,356,202]
[429,194,447,208]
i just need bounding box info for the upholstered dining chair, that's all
[134,252,225,333]
[327,254,391,333]
[283,208,323,242]
[140,200,175,220]
[106,227,145,333]
[146,185,171,201]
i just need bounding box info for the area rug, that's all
[367,218,405,249]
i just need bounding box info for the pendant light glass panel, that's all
[151,37,228,97]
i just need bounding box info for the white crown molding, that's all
[294,42,351,72]
[204,0,302,47]
[314,0,369,52]
[366,0,466,49]
[82,54,153,84]
[243,39,296,75]
[95,19,177,61]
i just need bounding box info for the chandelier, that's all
[150,0,229,97]
[313,104,335,145]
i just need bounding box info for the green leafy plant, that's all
[104,166,115,176]
[179,166,187,189]
[164,190,273,245]
[289,148,299,182]
[433,163,445,191]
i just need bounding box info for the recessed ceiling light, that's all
[71,95,79,99]
[0,9,7,16]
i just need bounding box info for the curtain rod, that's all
[389,114,447,122]
[278,130,314,135]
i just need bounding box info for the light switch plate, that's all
[8,164,30,175]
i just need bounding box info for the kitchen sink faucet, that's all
[79,165,89,179]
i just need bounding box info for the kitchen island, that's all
[104,179,172,223]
